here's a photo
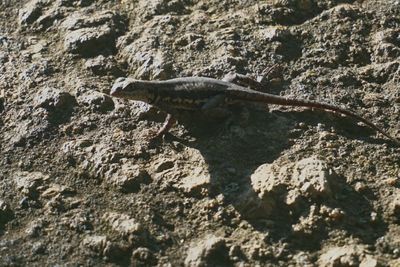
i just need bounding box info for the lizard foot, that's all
[145,113,176,140]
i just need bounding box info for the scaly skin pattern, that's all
[110,76,399,145]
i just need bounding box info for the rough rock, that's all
[291,204,322,237]
[61,10,122,31]
[2,0,400,265]
[318,245,380,267]
[106,164,151,193]
[126,49,174,80]
[26,39,48,57]
[3,109,52,148]
[77,91,114,113]
[57,0,94,7]
[0,96,4,113]
[390,191,400,221]
[0,51,9,64]
[184,235,229,267]
[236,163,287,219]
[31,242,46,255]
[256,26,291,42]
[14,171,48,198]
[136,0,188,18]
[293,251,314,266]
[19,0,45,25]
[81,235,110,256]
[102,212,143,237]
[154,160,175,173]
[18,60,53,85]
[372,29,400,63]
[117,15,177,79]
[84,55,123,76]
[64,25,115,56]
[41,184,79,213]
[240,156,335,219]
[34,87,76,111]
[35,6,64,30]
[173,33,205,50]
[0,200,13,227]
[131,247,157,266]
[389,259,400,267]
[63,212,93,232]
[62,11,126,57]
[360,256,379,267]
[291,157,333,198]
[358,61,399,85]
[60,139,120,179]
[148,148,212,197]
[319,245,360,266]
[25,219,45,237]
[176,171,211,197]
[250,163,288,203]
[41,184,75,199]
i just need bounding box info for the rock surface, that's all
[0,0,399,266]
[185,235,229,267]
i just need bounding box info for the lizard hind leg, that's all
[201,94,232,119]
[222,65,281,93]
[222,72,264,91]
[201,94,226,110]
[223,72,269,112]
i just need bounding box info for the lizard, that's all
[109,76,400,146]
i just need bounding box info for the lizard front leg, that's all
[150,96,229,139]
[222,64,280,92]
[149,113,176,139]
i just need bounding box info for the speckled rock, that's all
[176,169,211,197]
[24,219,45,238]
[35,6,65,30]
[238,156,335,219]
[61,140,121,180]
[102,212,143,237]
[318,245,380,267]
[57,0,94,7]
[390,190,400,221]
[64,25,115,56]
[81,235,110,256]
[19,0,46,25]
[131,247,157,266]
[372,29,400,63]
[84,55,124,76]
[255,26,291,42]
[31,241,46,255]
[61,10,121,31]
[14,171,48,198]
[291,157,333,198]
[147,147,212,197]
[241,163,287,218]
[106,164,151,193]
[2,0,400,265]
[34,87,76,111]
[185,235,229,267]
[77,91,114,113]
[63,11,126,57]
[0,200,13,227]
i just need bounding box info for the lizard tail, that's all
[256,94,400,146]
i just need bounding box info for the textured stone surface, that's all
[2,0,400,266]
[185,235,229,267]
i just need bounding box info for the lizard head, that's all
[110,78,155,103]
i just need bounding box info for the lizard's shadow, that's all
[171,108,388,251]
